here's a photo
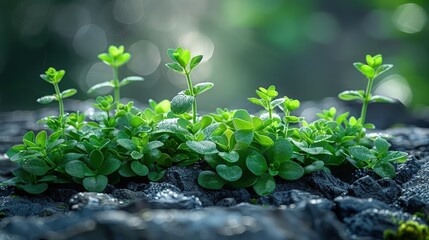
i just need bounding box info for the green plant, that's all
[88,45,144,110]
[338,54,395,141]
[384,220,429,240]
[1,46,409,196]
[166,47,208,124]
[37,67,77,138]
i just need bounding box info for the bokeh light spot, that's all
[179,31,215,62]
[73,24,107,59]
[84,62,113,95]
[128,40,161,76]
[392,3,427,34]
[374,74,412,106]
[113,0,145,24]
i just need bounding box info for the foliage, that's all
[384,220,429,240]
[1,46,408,196]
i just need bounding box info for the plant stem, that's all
[185,70,197,124]
[360,77,374,125]
[284,110,290,137]
[53,83,66,139]
[113,66,120,110]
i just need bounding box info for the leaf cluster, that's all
[1,48,408,196]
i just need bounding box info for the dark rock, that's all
[344,208,421,239]
[0,195,67,218]
[399,159,429,213]
[259,189,334,211]
[0,202,348,240]
[394,156,420,185]
[348,175,401,204]
[278,170,349,199]
[216,198,237,207]
[334,196,392,220]
[382,127,429,151]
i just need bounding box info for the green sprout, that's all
[166,47,207,124]
[384,220,429,240]
[37,67,77,138]
[339,54,395,126]
[88,45,144,110]
[248,85,284,121]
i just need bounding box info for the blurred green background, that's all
[0,0,428,116]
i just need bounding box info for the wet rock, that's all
[394,156,421,185]
[0,202,348,240]
[0,195,67,218]
[334,196,392,220]
[259,189,334,211]
[399,159,429,213]
[348,175,401,204]
[69,192,125,211]
[383,127,429,151]
[344,209,421,239]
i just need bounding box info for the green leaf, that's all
[65,160,95,178]
[370,95,396,103]
[35,131,47,148]
[233,109,252,122]
[246,153,268,176]
[167,48,176,61]
[144,141,164,151]
[37,95,57,104]
[90,149,104,170]
[148,170,165,181]
[171,94,194,114]
[338,90,365,101]
[131,151,143,160]
[120,76,144,87]
[22,158,51,176]
[218,151,239,163]
[61,89,77,98]
[216,164,242,182]
[349,145,376,161]
[252,173,275,196]
[114,53,131,67]
[382,151,408,163]
[354,62,375,79]
[83,175,108,192]
[233,118,254,130]
[166,62,185,74]
[117,139,137,151]
[375,64,393,77]
[22,183,49,194]
[177,49,191,67]
[254,132,274,146]
[374,162,396,178]
[186,140,218,155]
[190,55,203,70]
[278,161,304,180]
[270,98,285,108]
[98,53,113,65]
[118,163,137,177]
[267,138,293,163]
[248,98,264,107]
[374,137,390,154]
[131,161,149,176]
[87,81,115,94]
[303,160,324,174]
[98,157,121,175]
[130,116,144,127]
[234,130,254,147]
[198,171,226,190]
[23,131,35,143]
[193,82,214,96]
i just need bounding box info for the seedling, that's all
[339,54,395,137]
[37,67,77,139]
[166,47,210,124]
[384,220,429,240]
[88,45,144,110]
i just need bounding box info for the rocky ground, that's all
[0,102,428,240]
